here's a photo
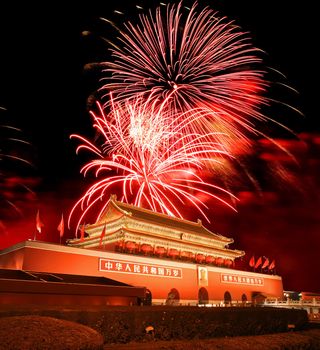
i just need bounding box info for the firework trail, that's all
[101,1,272,146]
[0,108,37,222]
[68,97,238,230]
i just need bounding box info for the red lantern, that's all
[168,248,179,257]
[180,251,190,259]
[115,241,125,252]
[189,252,196,260]
[196,254,205,263]
[155,246,166,255]
[205,255,214,264]
[225,259,233,267]
[140,244,153,254]
[227,259,234,267]
[126,241,136,251]
[216,257,224,265]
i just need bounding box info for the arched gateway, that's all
[140,289,152,306]
[166,288,180,305]
[198,287,209,305]
[224,291,232,305]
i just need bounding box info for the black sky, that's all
[0,1,319,292]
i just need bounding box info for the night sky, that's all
[0,1,319,293]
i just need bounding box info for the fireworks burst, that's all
[101,1,271,145]
[68,97,238,230]
[70,1,301,231]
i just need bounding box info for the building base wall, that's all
[0,292,138,307]
[0,241,284,305]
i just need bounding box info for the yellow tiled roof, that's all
[110,195,232,243]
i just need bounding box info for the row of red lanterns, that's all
[116,241,234,267]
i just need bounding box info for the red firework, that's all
[101,1,269,143]
[68,98,237,231]
[69,2,299,231]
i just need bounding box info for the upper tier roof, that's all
[96,194,232,243]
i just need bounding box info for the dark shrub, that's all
[0,315,104,350]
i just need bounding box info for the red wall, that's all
[0,242,283,304]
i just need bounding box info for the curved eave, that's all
[122,227,244,258]
[122,212,232,244]
[112,197,231,242]
[68,226,244,259]
[110,196,133,216]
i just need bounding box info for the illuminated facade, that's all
[69,195,244,267]
[0,195,284,305]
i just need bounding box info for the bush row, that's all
[0,305,309,344]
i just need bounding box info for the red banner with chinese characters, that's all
[221,273,264,286]
[99,258,182,278]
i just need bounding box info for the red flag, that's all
[36,210,44,233]
[255,256,262,269]
[261,257,269,269]
[269,259,276,270]
[80,224,85,242]
[57,214,64,238]
[249,256,255,267]
[99,223,106,248]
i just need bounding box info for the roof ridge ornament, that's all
[110,194,132,216]
[110,194,117,201]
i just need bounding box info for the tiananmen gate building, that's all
[0,195,283,306]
